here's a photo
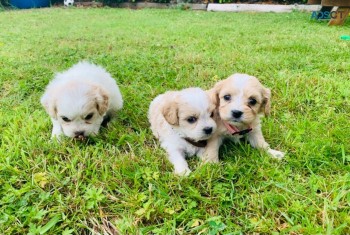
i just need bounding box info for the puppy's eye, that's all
[223,95,231,101]
[187,116,197,124]
[210,112,214,118]
[248,97,257,106]
[85,113,94,120]
[61,116,71,122]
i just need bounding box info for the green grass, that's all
[0,7,349,234]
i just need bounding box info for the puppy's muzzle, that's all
[203,127,213,135]
[232,110,243,119]
[74,131,85,139]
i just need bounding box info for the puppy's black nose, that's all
[74,131,85,137]
[203,127,213,135]
[232,110,243,119]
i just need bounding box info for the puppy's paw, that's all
[51,126,63,141]
[51,134,62,142]
[267,148,285,160]
[201,156,219,164]
[174,167,191,177]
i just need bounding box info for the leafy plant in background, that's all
[101,0,126,5]
[49,0,310,5]
[0,0,312,6]
[151,0,171,3]
[218,0,232,4]
[0,0,8,7]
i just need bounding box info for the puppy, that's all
[148,88,217,176]
[41,61,123,139]
[204,73,285,161]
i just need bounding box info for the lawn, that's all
[0,7,349,234]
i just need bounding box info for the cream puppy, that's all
[149,88,217,176]
[41,62,123,139]
[204,73,285,161]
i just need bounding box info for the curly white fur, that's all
[41,61,123,139]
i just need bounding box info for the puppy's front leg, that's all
[167,150,191,176]
[247,128,285,160]
[200,135,222,163]
[51,118,63,140]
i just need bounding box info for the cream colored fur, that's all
[148,88,217,176]
[204,73,285,161]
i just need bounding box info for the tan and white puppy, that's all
[149,88,217,176]
[204,73,285,161]
[41,62,123,139]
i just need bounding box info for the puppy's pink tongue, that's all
[223,121,240,134]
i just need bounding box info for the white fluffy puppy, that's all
[41,62,123,139]
[204,73,285,161]
[149,88,217,176]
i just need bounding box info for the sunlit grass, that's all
[0,7,349,234]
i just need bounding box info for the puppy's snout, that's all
[203,127,213,135]
[74,131,85,137]
[232,110,243,119]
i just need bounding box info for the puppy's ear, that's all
[41,95,58,119]
[162,101,179,126]
[207,88,219,108]
[261,87,271,116]
[95,87,109,115]
[208,80,224,108]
